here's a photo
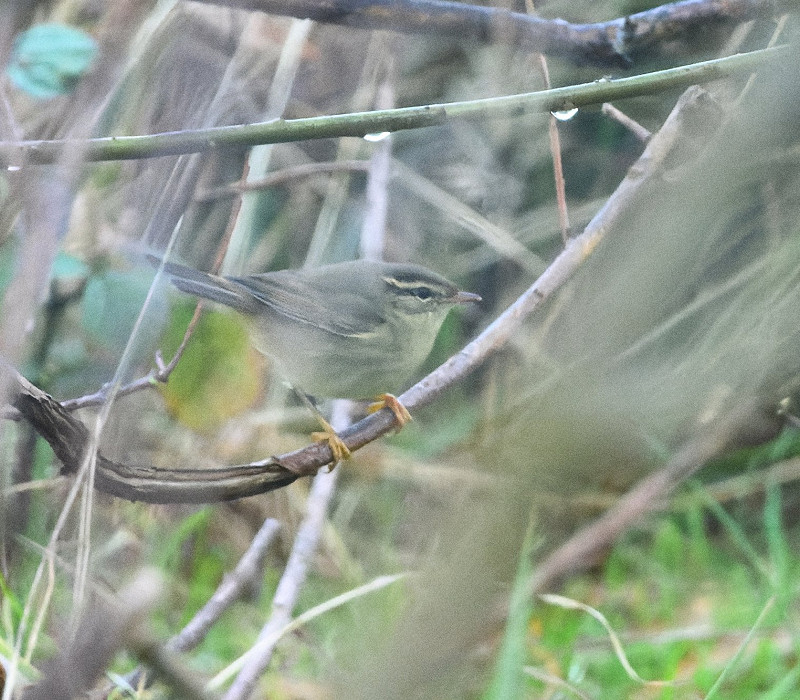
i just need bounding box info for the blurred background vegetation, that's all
[1,0,800,697]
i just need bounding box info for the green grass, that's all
[525,481,800,699]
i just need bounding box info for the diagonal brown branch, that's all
[528,399,783,593]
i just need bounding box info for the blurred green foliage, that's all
[81,267,165,358]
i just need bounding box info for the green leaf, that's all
[7,23,97,99]
[51,251,89,281]
[160,305,264,431]
[50,251,90,299]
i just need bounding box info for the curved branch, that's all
[11,374,300,502]
[0,46,784,166]
[204,0,795,67]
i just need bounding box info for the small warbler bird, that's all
[157,258,480,460]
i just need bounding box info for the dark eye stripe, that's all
[410,286,433,299]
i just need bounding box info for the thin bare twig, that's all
[195,160,370,201]
[547,109,571,244]
[525,0,571,245]
[58,296,203,414]
[602,103,652,143]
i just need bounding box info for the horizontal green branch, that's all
[3,46,786,165]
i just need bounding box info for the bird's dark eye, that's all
[409,286,433,300]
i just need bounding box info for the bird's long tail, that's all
[149,255,260,314]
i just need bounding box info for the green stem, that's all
[8,45,787,164]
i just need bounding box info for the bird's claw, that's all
[312,425,351,463]
[368,393,412,428]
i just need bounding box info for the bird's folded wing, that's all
[230,272,385,338]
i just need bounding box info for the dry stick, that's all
[547,99,571,244]
[195,160,370,201]
[525,0,570,245]
[200,0,795,67]
[121,519,282,692]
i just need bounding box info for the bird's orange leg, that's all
[368,393,412,428]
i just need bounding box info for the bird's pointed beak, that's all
[452,290,482,304]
